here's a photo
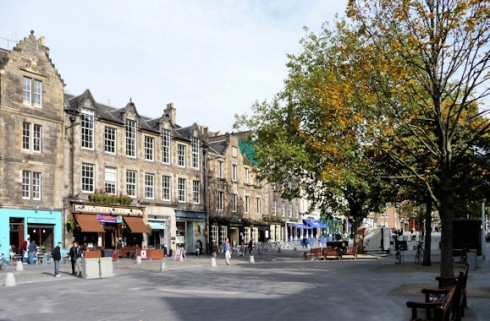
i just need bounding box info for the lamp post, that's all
[482,199,486,261]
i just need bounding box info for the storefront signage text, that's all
[96,214,123,223]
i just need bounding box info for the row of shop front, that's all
[0,203,349,262]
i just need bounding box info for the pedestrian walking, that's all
[225,238,231,265]
[248,239,253,254]
[69,242,82,276]
[51,242,62,276]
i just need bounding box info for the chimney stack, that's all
[165,103,176,124]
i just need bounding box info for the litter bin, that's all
[102,249,114,258]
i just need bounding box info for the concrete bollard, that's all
[16,260,24,271]
[159,260,167,272]
[5,272,16,287]
[211,257,217,267]
[249,255,255,264]
[136,256,142,264]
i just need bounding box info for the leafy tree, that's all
[343,0,490,276]
[235,28,387,244]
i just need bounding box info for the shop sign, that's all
[96,214,122,223]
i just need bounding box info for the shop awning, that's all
[124,216,150,233]
[304,219,327,229]
[75,214,105,233]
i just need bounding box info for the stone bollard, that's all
[159,260,167,272]
[211,257,217,267]
[277,247,281,253]
[16,260,24,271]
[136,256,142,264]
[249,255,255,264]
[5,272,16,287]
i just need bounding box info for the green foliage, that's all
[88,191,133,206]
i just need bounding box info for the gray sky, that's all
[1,0,347,132]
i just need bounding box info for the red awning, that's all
[123,216,149,233]
[75,214,104,233]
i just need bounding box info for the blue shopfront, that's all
[175,210,205,255]
[0,208,62,263]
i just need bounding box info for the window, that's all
[295,204,299,218]
[232,164,237,182]
[125,119,136,157]
[22,171,41,200]
[244,168,249,184]
[192,137,200,169]
[126,170,137,197]
[22,122,42,152]
[289,204,293,217]
[81,109,94,149]
[256,198,261,214]
[232,146,238,157]
[177,144,186,167]
[211,225,218,247]
[218,161,224,178]
[105,168,117,195]
[273,201,277,216]
[162,129,171,164]
[145,136,154,161]
[218,191,224,211]
[162,175,171,201]
[145,173,155,199]
[192,180,200,204]
[178,178,186,202]
[82,163,95,193]
[282,201,286,217]
[232,194,238,212]
[245,196,250,213]
[104,127,116,154]
[220,225,227,245]
[23,77,42,107]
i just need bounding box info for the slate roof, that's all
[64,89,204,138]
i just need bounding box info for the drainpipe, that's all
[203,142,209,254]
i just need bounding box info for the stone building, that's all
[0,32,321,261]
[0,32,65,257]
[63,89,207,255]
[206,131,308,248]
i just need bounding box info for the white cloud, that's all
[1,0,347,131]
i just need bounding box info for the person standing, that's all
[28,240,37,264]
[248,239,253,254]
[69,242,80,275]
[225,238,231,265]
[52,242,62,277]
[21,237,29,264]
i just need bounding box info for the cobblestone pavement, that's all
[1,244,488,321]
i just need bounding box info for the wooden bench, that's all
[435,264,468,321]
[406,283,457,321]
[304,248,323,260]
[323,246,358,260]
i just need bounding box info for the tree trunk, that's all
[439,182,454,277]
[423,198,432,266]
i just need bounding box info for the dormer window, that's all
[125,119,136,158]
[81,109,94,150]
